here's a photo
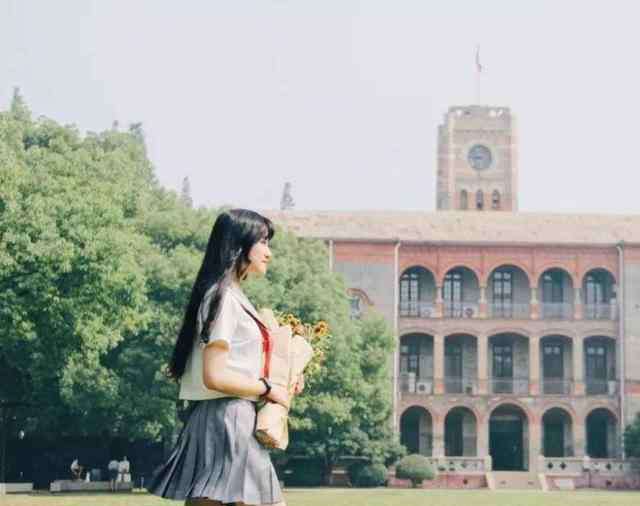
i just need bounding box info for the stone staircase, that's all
[487,471,542,490]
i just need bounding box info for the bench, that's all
[50,480,133,492]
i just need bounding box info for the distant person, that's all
[118,456,131,484]
[108,458,119,492]
[70,458,83,481]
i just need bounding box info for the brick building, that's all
[265,106,640,487]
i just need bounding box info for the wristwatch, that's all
[259,377,272,397]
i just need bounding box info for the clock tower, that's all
[436,105,518,212]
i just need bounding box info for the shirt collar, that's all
[229,281,265,325]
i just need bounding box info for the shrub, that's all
[395,454,435,488]
[353,463,388,487]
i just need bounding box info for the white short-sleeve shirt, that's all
[178,283,263,401]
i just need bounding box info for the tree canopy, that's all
[0,92,403,478]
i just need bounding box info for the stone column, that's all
[530,286,539,320]
[529,417,542,472]
[529,336,540,396]
[573,336,585,395]
[479,285,488,319]
[432,414,445,457]
[478,334,489,394]
[434,334,445,394]
[574,286,583,320]
[478,417,489,462]
[435,285,444,318]
[574,420,586,457]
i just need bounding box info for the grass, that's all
[1,488,640,506]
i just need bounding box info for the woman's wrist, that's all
[258,377,272,397]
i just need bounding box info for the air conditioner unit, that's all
[416,380,432,394]
[399,372,416,393]
[463,380,475,395]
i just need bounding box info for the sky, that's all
[2,0,640,214]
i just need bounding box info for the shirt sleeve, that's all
[201,289,239,347]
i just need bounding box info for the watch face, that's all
[468,144,492,170]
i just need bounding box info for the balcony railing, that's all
[399,300,437,318]
[540,302,573,320]
[585,379,618,396]
[426,456,489,473]
[444,377,478,395]
[542,379,573,395]
[489,303,531,319]
[490,377,530,395]
[443,302,479,319]
[584,303,616,320]
[398,373,434,394]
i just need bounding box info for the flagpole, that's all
[475,45,482,105]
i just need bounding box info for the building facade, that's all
[265,105,640,483]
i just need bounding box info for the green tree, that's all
[244,231,405,482]
[0,105,153,438]
[1,96,403,482]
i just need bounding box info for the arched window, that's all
[476,190,484,210]
[460,190,468,210]
[492,190,501,210]
[349,295,362,319]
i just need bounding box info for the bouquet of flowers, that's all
[254,309,330,450]
[276,313,330,381]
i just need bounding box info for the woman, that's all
[148,209,301,506]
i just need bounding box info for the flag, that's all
[475,45,483,73]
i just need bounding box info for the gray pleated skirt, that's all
[148,397,283,505]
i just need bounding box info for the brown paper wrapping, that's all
[254,309,314,450]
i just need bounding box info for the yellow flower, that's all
[313,321,329,337]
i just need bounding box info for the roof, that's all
[262,210,640,246]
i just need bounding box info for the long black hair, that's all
[167,208,275,381]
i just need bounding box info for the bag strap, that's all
[240,305,272,378]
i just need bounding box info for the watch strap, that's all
[259,377,272,397]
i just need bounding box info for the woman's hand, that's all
[293,373,305,395]
[266,384,290,409]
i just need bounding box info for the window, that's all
[585,272,609,304]
[476,190,484,210]
[400,336,425,377]
[349,296,362,319]
[493,343,513,393]
[493,345,513,378]
[444,269,463,317]
[492,269,513,317]
[445,342,464,393]
[400,269,420,316]
[542,271,564,303]
[586,343,609,395]
[543,342,565,394]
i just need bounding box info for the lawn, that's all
[2,489,640,506]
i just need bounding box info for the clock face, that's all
[468,144,492,170]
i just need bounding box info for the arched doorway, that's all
[489,404,529,471]
[586,408,618,458]
[542,408,574,457]
[445,407,477,456]
[400,406,433,456]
